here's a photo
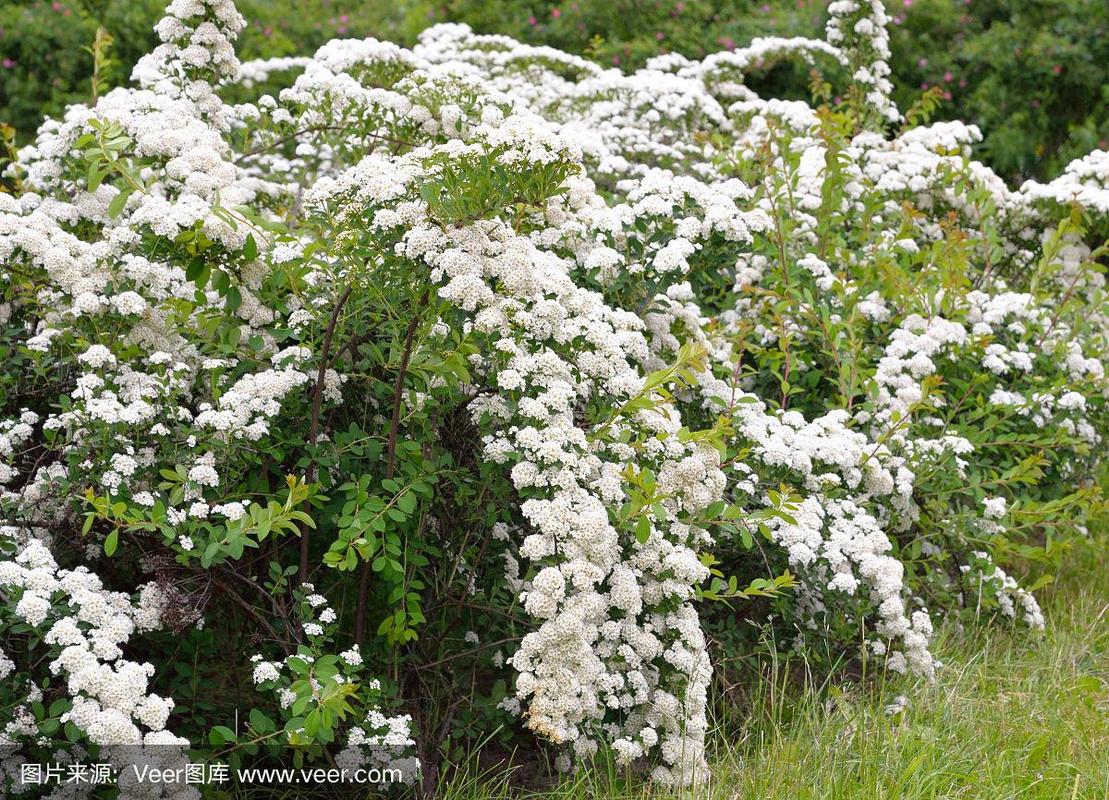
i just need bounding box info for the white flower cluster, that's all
[0,532,195,798]
[248,585,418,783]
[0,539,175,745]
[826,0,900,125]
[312,128,726,781]
[963,551,1045,629]
[0,0,410,781]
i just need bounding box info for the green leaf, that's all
[249,708,274,734]
[201,540,220,568]
[107,187,132,218]
[185,258,205,283]
[225,285,242,313]
[87,163,105,192]
[103,529,119,557]
[397,492,417,514]
[209,725,237,746]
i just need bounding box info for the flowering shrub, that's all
[1,0,1106,791]
[4,2,1108,183]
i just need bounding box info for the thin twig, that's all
[413,637,522,671]
[299,284,354,584]
[235,126,413,164]
[354,290,428,647]
[210,578,287,646]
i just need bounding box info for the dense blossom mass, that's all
[0,0,1106,790]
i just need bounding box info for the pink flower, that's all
[551,7,561,18]
[528,15,537,25]
[656,32,664,40]
[903,0,912,6]
[944,71,953,82]
[612,55,620,65]
[959,78,967,88]
[943,91,952,100]
[921,82,929,90]
[1,58,14,69]
[1052,64,1063,75]
[339,14,349,23]
[918,57,928,68]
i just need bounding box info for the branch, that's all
[299,284,354,584]
[412,637,521,671]
[235,127,414,164]
[0,517,70,532]
[210,578,288,647]
[354,290,428,648]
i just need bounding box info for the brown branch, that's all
[299,284,354,585]
[1035,266,1086,350]
[235,126,414,164]
[385,310,424,481]
[0,517,70,532]
[412,636,522,671]
[210,578,287,646]
[354,290,428,648]
[235,125,342,164]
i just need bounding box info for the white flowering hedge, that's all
[1,0,1106,793]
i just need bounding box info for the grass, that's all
[441,544,1108,800]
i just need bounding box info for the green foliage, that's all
[0,0,424,138]
[884,0,1109,181]
[1,0,1105,786]
[84,474,318,567]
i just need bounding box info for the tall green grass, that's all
[440,543,1108,800]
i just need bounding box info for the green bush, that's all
[0,0,423,136]
[884,0,1109,181]
[0,2,103,137]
